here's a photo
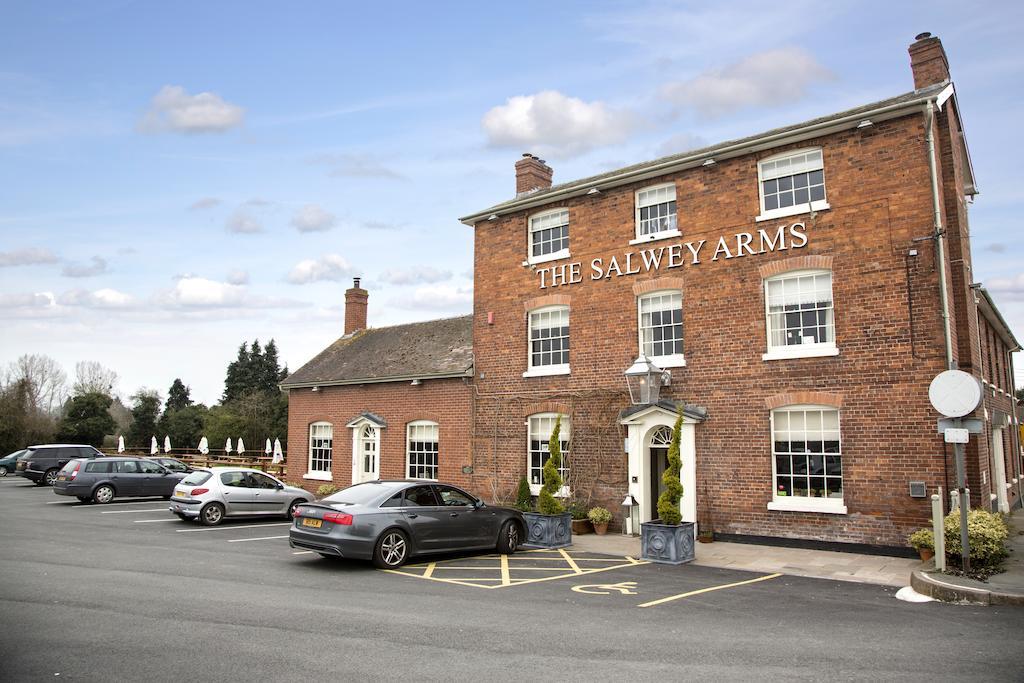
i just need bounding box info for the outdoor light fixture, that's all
[410,379,422,386]
[311,386,320,392]
[621,493,639,536]
[624,355,671,405]
[487,214,498,221]
[587,187,601,195]
[857,119,874,129]
[702,158,716,166]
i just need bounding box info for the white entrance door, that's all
[357,425,379,482]
[991,428,1009,513]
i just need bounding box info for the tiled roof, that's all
[280,315,473,388]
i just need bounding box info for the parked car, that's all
[53,456,189,503]
[169,467,314,526]
[146,457,193,474]
[0,449,26,477]
[289,480,525,568]
[15,444,104,485]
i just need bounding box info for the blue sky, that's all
[2,0,1023,405]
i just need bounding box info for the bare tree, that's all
[4,354,68,415]
[72,361,119,397]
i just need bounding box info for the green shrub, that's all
[568,500,588,520]
[284,481,306,490]
[908,528,934,551]
[537,416,565,515]
[587,506,613,525]
[656,412,684,525]
[514,476,533,512]
[316,483,339,498]
[943,509,1009,568]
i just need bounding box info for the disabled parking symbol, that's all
[571,581,638,595]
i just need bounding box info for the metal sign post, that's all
[929,370,983,575]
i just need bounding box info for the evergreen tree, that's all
[656,412,684,525]
[126,389,162,447]
[222,342,250,403]
[263,340,282,392]
[537,416,566,515]
[164,379,192,415]
[159,404,208,450]
[56,392,115,447]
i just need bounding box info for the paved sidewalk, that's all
[569,532,924,587]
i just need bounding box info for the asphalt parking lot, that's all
[2,475,1023,681]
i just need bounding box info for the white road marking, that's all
[100,508,168,514]
[227,535,288,543]
[133,519,178,523]
[176,522,292,533]
[50,498,165,506]
[292,551,314,555]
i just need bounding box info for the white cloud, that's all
[59,288,134,309]
[482,90,636,158]
[291,204,337,233]
[0,247,59,267]
[0,291,54,309]
[138,85,244,134]
[378,266,452,286]
[394,284,473,310]
[309,153,406,180]
[661,47,833,119]
[189,197,221,210]
[155,276,301,310]
[986,273,1024,300]
[226,209,263,234]
[287,254,357,285]
[226,269,249,285]
[362,220,402,231]
[62,256,108,278]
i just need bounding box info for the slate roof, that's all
[280,315,473,388]
[619,400,708,423]
[460,82,952,224]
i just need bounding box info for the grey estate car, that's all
[53,456,188,503]
[289,480,526,568]
[169,467,314,525]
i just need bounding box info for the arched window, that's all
[308,422,333,475]
[359,425,378,480]
[407,421,439,480]
[649,426,673,447]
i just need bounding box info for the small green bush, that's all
[537,416,565,515]
[283,481,306,490]
[568,500,588,520]
[943,509,1009,568]
[908,528,934,551]
[316,483,339,498]
[514,476,532,512]
[587,506,613,525]
[656,412,684,525]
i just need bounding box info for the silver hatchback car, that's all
[169,467,314,526]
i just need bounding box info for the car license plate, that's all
[301,518,323,529]
[174,491,185,497]
[57,475,66,481]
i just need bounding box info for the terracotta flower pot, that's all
[571,519,592,535]
[593,522,609,535]
[918,548,935,562]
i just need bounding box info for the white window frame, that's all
[526,413,570,497]
[304,422,333,481]
[630,183,681,245]
[526,208,570,266]
[523,305,571,378]
[767,405,846,514]
[762,269,838,361]
[406,420,439,481]
[756,148,830,222]
[637,290,686,368]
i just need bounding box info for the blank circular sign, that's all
[928,370,982,417]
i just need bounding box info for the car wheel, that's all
[200,502,225,526]
[373,529,409,569]
[43,468,59,486]
[285,498,304,520]
[92,485,115,504]
[0,466,8,477]
[497,520,520,555]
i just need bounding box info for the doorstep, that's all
[569,534,923,587]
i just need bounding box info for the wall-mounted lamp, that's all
[311,386,320,392]
[410,379,422,386]
[586,187,601,195]
[857,119,874,129]
[487,214,498,221]
[702,158,716,167]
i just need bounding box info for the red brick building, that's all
[284,35,1020,552]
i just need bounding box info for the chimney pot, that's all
[915,31,932,41]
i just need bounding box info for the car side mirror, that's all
[276,483,284,490]
[473,499,485,510]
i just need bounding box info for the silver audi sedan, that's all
[169,467,314,525]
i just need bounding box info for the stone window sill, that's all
[768,499,847,514]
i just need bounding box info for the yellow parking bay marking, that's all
[383,550,649,590]
[637,573,783,608]
[176,522,292,533]
[228,535,289,543]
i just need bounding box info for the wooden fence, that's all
[117,447,288,479]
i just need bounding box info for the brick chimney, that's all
[515,153,553,196]
[344,277,368,335]
[909,32,950,89]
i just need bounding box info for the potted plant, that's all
[908,528,934,562]
[640,412,695,564]
[570,501,591,534]
[587,506,612,535]
[521,416,572,549]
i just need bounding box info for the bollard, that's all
[931,492,945,571]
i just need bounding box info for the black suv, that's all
[15,444,104,486]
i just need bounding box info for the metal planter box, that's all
[521,511,572,549]
[640,520,696,565]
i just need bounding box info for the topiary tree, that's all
[537,416,565,515]
[656,412,684,525]
[514,475,532,512]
